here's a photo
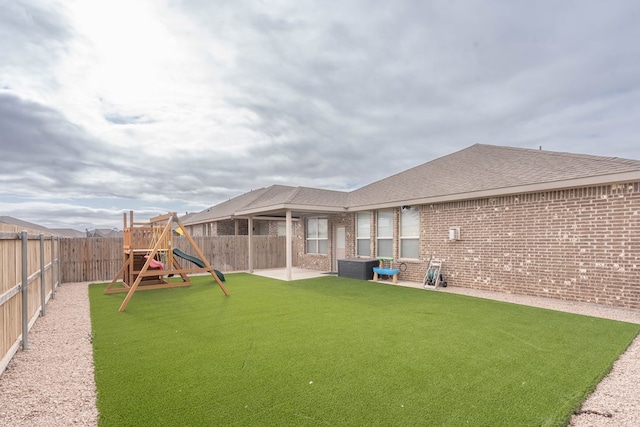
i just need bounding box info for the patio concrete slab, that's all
[250,267,330,281]
[250,267,423,288]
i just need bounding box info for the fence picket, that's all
[1,229,60,375]
[2,232,298,375]
[59,235,299,283]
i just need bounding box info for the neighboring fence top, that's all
[0,222,58,237]
[0,231,61,240]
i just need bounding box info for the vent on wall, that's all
[448,227,460,241]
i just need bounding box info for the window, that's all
[376,210,393,258]
[356,212,371,256]
[256,222,269,235]
[277,221,286,236]
[306,217,328,254]
[400,207,419,259]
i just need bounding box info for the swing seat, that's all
[144,255,164,269]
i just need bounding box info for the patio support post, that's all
[286,210,292,281]
[247,216,253,273]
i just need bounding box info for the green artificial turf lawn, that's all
[89,274,639,426]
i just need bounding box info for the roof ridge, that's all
[347,144,640,209]
[476,143,626,161]
[284,186,303,203]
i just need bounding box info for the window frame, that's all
[400,207,420,259]
[306,217,328,255]
[356,211,371,257]
[376,209,393,258]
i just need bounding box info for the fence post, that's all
[57,237,62,288]
[21,230,29,351]
[40,234,46,316]
[51,236,56,299]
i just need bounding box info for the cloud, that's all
[0,197,175,230]
[2,0,640,230]
[0,93,101,182]
[0,0,72,99]
[103,112,155,126]
[181,0,640,180]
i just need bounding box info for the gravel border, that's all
[0,281,638,426]
[0,282,97,427]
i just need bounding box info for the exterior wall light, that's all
[448,227,461,241]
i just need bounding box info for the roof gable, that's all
[236,185,349,215]
[185,184,351,224]
[182,187,276,224]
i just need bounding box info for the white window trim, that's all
[356,211,371,257]
[400,208,420,260]
[306,217,328,255]
[376,209,393,258]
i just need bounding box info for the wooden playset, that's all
[105,211,229,311]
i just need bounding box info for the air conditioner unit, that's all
[448,227,460,241]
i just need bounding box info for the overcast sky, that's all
[2,0,640,230]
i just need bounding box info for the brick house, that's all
[185,144,640,309]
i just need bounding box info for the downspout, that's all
[286,210,292,281]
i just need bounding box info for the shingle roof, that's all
[0,216,52,234]
[185,144,640,224]
[86,229,123,238]
[240,185,300,209]
[182,187,276,224]
[348,144,640,208]
[185,185,350,224]
[238,186,349,214]
[50,228,86,238]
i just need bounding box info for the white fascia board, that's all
[348,172,640,211]
[235,204,347,216]
[231,215,300,221]
[182,215,233,226]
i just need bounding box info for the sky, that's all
[2,0,640,231]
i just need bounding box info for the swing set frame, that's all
[104,211,229,311]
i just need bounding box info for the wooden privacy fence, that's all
[1,228,61,376]
[61,235,300,283]
[60,236,124,283]
[2,233,296,374]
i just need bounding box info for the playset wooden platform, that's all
[104,211,229,311]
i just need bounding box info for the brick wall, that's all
[411,181,640,309]
[343,213,356,258]
[190,219,295,237]
[288,181,640,309]
[215,220,235,235]
[297,213,352,271]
